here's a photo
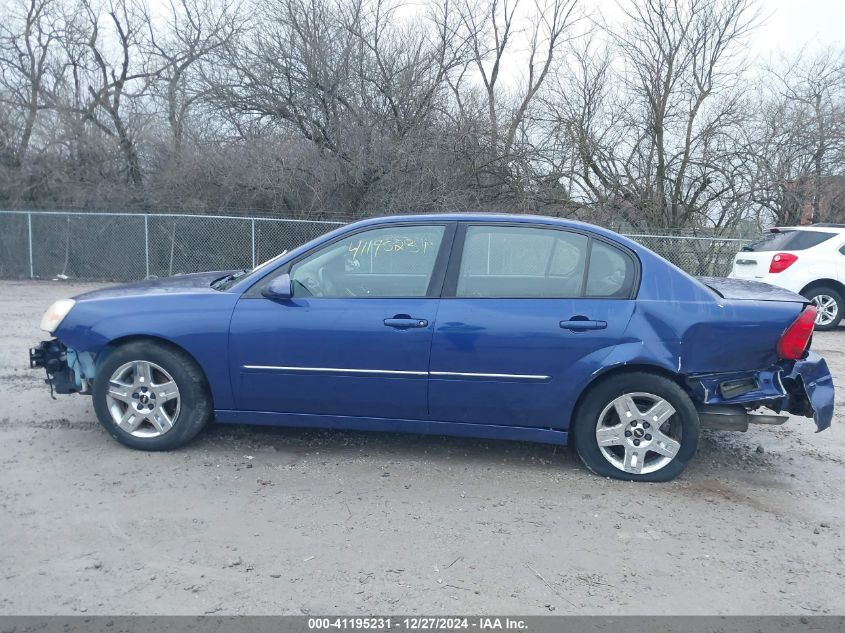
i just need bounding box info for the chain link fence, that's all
[0,210,748,281]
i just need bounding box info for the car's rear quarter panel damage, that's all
[606,252,834,432]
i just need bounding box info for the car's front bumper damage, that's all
[688,351,834,432]
[29,339,95,395]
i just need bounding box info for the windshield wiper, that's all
[211,269,248,290]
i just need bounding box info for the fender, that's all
[53,292,240,409]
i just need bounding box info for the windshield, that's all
[743,230,835,252]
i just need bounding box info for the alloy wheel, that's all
[811,294,838,327]
[595,392,682,475]
[105,360,181,438]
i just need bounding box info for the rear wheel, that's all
[572,372,700,482]
[804,286,843,331]
[93,341,212,450]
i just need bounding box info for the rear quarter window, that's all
[745,230,835,252]
[585,241,636,298]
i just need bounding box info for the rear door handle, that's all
[384,317,429,329]
[560,319,607,331]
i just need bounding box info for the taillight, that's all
[777,305,817,359]
[769,252,798,273]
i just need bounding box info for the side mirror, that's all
[262,273,293,300]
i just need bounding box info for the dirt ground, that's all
[0,279,843,616]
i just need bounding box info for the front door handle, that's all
[384,316,429,329]
[560,319,607,332]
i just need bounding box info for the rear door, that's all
[428,223,637,429]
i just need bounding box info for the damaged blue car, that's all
[29,214,835,481]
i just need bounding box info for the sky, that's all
[143,0,845,80]
[144,0,845,54]
[504,0,845,90]
[592,0,845,58]
[747,0,845,56]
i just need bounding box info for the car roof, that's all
[351,213,625,241]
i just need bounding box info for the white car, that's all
[729,224,845,330]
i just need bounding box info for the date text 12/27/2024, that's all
[307,617,527,630]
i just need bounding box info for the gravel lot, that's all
[0,280,843,616]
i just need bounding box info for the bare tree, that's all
[69,0,154,187]
[750,48,845,225]
[147,0,243,154]
[0,0,843,228]
[454,0,580,196]
[209,0,474,213]
[0,0,63,160]
[546,0,759,231]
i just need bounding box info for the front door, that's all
[428,224,637,428]
[229,223,453,419]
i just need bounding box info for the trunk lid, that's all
[697,276,808,303]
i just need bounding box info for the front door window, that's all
[290,225,446,298]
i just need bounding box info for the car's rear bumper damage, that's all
[688,351,834,432]
[29,339,95,395]
[782,352,835,431]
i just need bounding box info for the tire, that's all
[803,286,843,331]
[93,340,212,450]
[571,372,700,482]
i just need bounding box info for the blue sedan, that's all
[29,214,834,481]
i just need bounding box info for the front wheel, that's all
[93,341,212,450]
[572,372,700,482]
[804,287,843,331]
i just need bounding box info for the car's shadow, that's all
[194,422,583,472]
[187,419,774,478]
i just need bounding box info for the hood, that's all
[73,270,237,301]
[697,276,807,303]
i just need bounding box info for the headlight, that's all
[40,299,76,334]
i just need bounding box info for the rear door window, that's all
[744,230,835,252]
[456,226,588,298]
[452,225,637,299]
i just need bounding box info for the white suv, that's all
[728,224,845,330]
